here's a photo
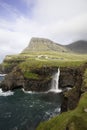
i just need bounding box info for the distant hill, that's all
[22,38,87,54]
[65,40,87,54]
[22,37,68,53]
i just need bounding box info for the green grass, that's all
[36,92,87,130]
[83,69,87,86]
[81,69,87,92]
[17,51,87,70]
[21,51,87,61]
[24,71,39,79]
[1,51,87,73]
[19,59,85,72]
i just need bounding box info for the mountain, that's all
[22,38,87,54]
[22,37,68,53]
[65,40,87,54]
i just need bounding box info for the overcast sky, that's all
[0,0,87,62]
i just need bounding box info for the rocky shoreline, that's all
[0,63,87,113]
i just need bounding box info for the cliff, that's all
[36,92,87,130]
[0,66,84,92]
[22,37,68,53]
[1,37,87,74]
[0,37,87,130]
[36,64,87,130]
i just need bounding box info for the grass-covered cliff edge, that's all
[0,37,87,130]
[36,65,87,130]
[0,38,87,91]
[36,91,87,130]
[0,38,87,74]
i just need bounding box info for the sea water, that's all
[0,76,63,130]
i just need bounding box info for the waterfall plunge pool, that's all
[0,89,63,130]
[0,70,63,130]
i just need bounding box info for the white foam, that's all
[44,107,61,120]
[0,89,14,96]
[0,74,7,76]
[22,88,35,94]
[54,107,61,113]
[48,89,62,93]
[22,88,50,95]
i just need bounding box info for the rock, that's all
[22,37,67,53]
[1,67,52,92]
[1,67,25,91]
[60,67,85,112]
[23,78,51,92]
[0,65,85,101]
[59,67,82,89]
[1,64,87,115]
[84,108,87,112]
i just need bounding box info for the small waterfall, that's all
[50,68,62,93]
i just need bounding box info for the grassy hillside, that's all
[36,92,87,130]
[1,50,87,73]
[1,38,87,74]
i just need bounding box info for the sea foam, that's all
[0,89,14,96]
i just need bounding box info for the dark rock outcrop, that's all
[23,78,51,92]
[1,64,87,114]
[1,67,25,91]
[1,67,53,92]
[61,64,87,112]
[0,66,84,93]
[59,67,82,89]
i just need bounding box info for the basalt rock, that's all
[1,64,87,116]
[1,67,25,91]
[23,78,51,92]
[59,67,82,89]
[1,67,52,92]
[61,64,87,112]
[0,66,85,98]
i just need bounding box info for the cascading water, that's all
[50,68,62,93]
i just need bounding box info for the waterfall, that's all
[50,68,62,93]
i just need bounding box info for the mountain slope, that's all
[22,38,87,54]
[22,37,68,53]
[65,40,87,54]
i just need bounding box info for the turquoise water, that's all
[0,77,63,130]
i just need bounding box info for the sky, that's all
[0,0,87,62]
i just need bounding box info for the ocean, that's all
[0,76,63,130]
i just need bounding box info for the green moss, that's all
[2,50,87,72]
[83,69,87,86]
[19,60,85,72]
[36,92,87,130]
[82,69,87,91]
[24,71,39,79]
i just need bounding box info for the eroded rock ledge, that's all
[0,65,85,92]
[0,64,87,112]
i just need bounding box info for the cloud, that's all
[0,0,87,62]
[33,0,87,23]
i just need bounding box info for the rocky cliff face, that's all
[0,66,55,92]
[59,67,82,89]
[22,37,67,53]
[0,66,84,92]
[1,64,87,112]
[61,64,87,112]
